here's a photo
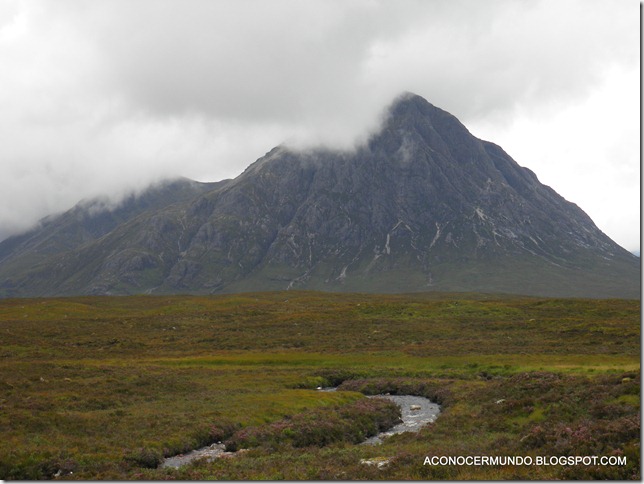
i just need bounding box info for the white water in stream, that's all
[362,394,440,445]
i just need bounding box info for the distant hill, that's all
[0,93,639,298]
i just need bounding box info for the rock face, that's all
[0,93,639,298]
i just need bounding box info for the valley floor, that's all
[0,291,639,479]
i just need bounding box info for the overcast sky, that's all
[0,0,639,252]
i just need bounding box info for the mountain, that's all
[0,178,227,296]
[0,93,639,298]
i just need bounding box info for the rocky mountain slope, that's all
[0,93,639,298]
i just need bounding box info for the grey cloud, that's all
[0,0,639,250]
[82,1,391,118]
[63,0,636,124]
[30,0,637,142]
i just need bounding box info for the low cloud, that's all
[0,0,638,250]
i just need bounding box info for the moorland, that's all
[0,291,639,480]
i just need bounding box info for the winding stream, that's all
[362,394,440,445]
[162,443,229,469]
[161,390,440,468]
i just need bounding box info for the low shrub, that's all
[337,377,453,406]
[0,450,79,480]
[190,420,240,449]
[124,447,163,469]
[314,368,366,387]
[224,397,400,451]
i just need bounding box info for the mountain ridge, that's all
[0,93,639,298]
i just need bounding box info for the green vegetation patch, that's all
[224,397,401,451]
[0,291,639,479]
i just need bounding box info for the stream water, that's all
[362,394,441,445]
[161,391,440,468]
[161,443,230,469]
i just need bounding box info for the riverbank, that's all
[161,393,441,468]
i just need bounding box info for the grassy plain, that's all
[0,291,639,479]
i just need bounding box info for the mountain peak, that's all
[0,95,638,298]
[380,92,471,141]
[390,90,426,106]
[387,92,450,119]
